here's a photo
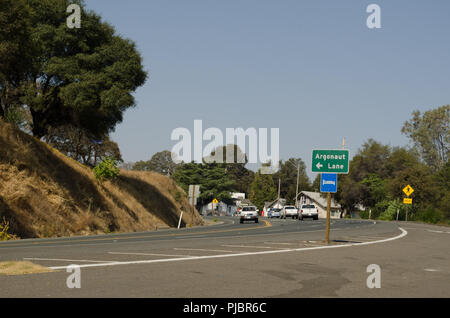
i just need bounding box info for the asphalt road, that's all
[0,217,448,297]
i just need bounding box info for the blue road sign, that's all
[320,173,337,193]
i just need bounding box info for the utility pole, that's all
[295,163,300,209]
[342,137,345,219]
[190,186,195,225]
[277,178,281,204]
[286,160,301,209]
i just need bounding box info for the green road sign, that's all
[312,149,349,174]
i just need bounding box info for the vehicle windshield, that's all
[242,207,256,211]
[302,205,315,209]
[272,208,281,212]
[285,206,296,209]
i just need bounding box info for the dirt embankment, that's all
[0,119,204,239]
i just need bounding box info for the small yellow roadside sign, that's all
[403,185,414,197]
[212,198,218,204]
[403,198,412,204]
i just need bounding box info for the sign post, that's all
[212,198,218,216]
[325,192,331,243]
[313,149,349,244]
[320,173,337,244]
[188,185,200,224]
[402,185,414,222]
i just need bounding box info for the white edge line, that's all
[221,245,289,250]
[264,242,294,245]
[108,252,194,258]
[49,228,408,270]
[24,258,117,263]
[173,248,236,253]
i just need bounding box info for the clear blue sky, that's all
[85,0,450,178]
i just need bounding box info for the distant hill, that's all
[0,119,204,239]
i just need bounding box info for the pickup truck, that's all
[239,206,259,223]
[281,206,298,219]
[299,204,319,220]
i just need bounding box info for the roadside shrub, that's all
[370,200,390,219]
[0,217,13,241]
[359,210,370,219]
[174,190,183,202]
[93,158,120,181]
[410,207,442,224]
[379,199,404,221]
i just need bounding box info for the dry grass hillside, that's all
[0,119,204,239]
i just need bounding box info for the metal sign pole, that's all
[191,186,195,225]
[178,211,183,229]
[325,192,331,244]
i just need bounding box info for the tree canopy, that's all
[133,150,178,176]
[249,169,277,210]
[271,158,311,204]
[172,162,236,206]
[402,105,449,171]
[0,0,147,139]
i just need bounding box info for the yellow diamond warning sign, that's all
[212,198,218,204]
[403,185,414,197]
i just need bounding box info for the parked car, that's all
[239,206,259,223]
[299,204,319,220]
[281,206,298,219]
[268,208,281,218]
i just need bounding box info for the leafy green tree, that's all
[335,174,363,212]
[402,105,449,171]
[359,174,388,208]
[434,161,450,221]
[272,158,311,204]
[337,139,391,211]
[45,125,122,166]
[205,144,255,195]
[350,139,391,181]
[12,0,147,138]
[249,170,277,210]
[0,0,36,120]
[133,150,178,176]
[200,163,235,205]
[224,163,255,194]
[172,162,203,193]
[172,162,235,206]
[311,174,321,192]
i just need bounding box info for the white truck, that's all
[281,206,298,219]
[299,204,319,220]
[239,206,259,224]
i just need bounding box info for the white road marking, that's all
[222,244,289,250]
[263,242,294,245]
[48,228,408,270]
[108,252,194,258]
[23,257,117,263]
[2,222,376,250]
[426,230,450,234]
[424,268,441,272]
[174,248,236,253]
